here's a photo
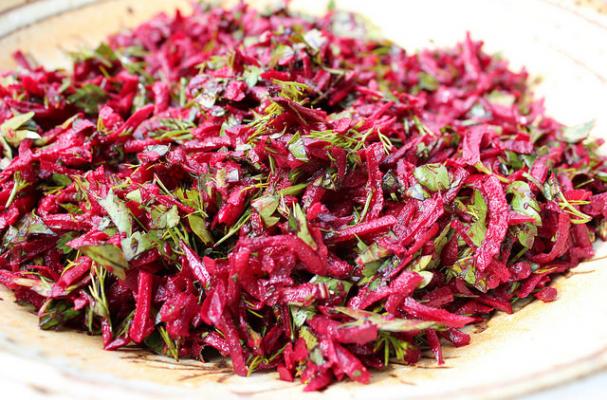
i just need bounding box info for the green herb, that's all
[374,331,410,365]
[81,244,129,279]
[13,275,52,297]
[561,120,594,143]
[418,71,439,91]
[243,65,262,87]
[487,90,516,107]
[5,172,30,208]
[287,132,309,162]
[413,163,450,192]
[121,231,156,261]
[450,254,487,292]
[310,275,353,297]
[69,42,117,68]
[467,189,488,247]
[507,181,542,225]
[289,203,316,249]
[87,264,110,321]
[98,189,132,236]
[409,254,434,272]
[302,29,326,54]
[39,301,80,330]
[251,194,280,227]
[0,111,39,147]
[187,214,214,245]
[278,182,309,197]
[290,306,316,329]
[334,307,439,332]
[159,326,180,360]
[214,209,251,247]
[152,205,180,230]
[68,84,107,114]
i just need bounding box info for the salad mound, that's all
[1,3,606,391]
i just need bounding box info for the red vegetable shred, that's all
[1,3,606,390]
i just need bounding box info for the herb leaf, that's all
[98,189,132,236]
[187,214,214,245]
[289,203,316,249]
[68,84,107,114]
[507,181,541,225]
[414,163,450,192]
[561,120,594,143]
[287,132,309,162]
[334,307,439,332]
[81,244,129,279]
[0,112,40,146]
[467,189,488,247]
[252,194,280,227]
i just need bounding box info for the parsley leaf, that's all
[414,163,450,192]
[81,244,129,279]
[98,189,132,236]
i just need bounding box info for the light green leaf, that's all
[251,194,280,227]
[151,205,180,230]
[309,348,325,366]
[121,231,156,261]
[2,212,54,249]
[414,163,450,192]
[417,271,434,288]
[98,189,132,236]
[356,242,390,265]
[507,181,541,225]
[299,326,318,350]
[144,144,169,157]
[287,132,309,162]
[3,129,40,147]
[467,189,488,247]
[561,120,594,143]
[1,112,35,132]
[409,254,434,272]
[187,214,213,245]
[418,72,439,91]
[0,112,39,147]
[14,277,52,297]
[243,65,262,88]
[289,203,316,249]
[165,205,180,229]
[512,223,538,249]
[450,255,487,292]
[81,244,128,279]
[290,306,316,329]
[302,29,326,53]
[487,90,516,107]
[334,307,439,332]
[405,183,430,200]
[125,189,142,203]
[310,275,353,296]
[67,83,107,114]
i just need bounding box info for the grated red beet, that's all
[0,3,606,390]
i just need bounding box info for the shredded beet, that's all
[1,3,606,390]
